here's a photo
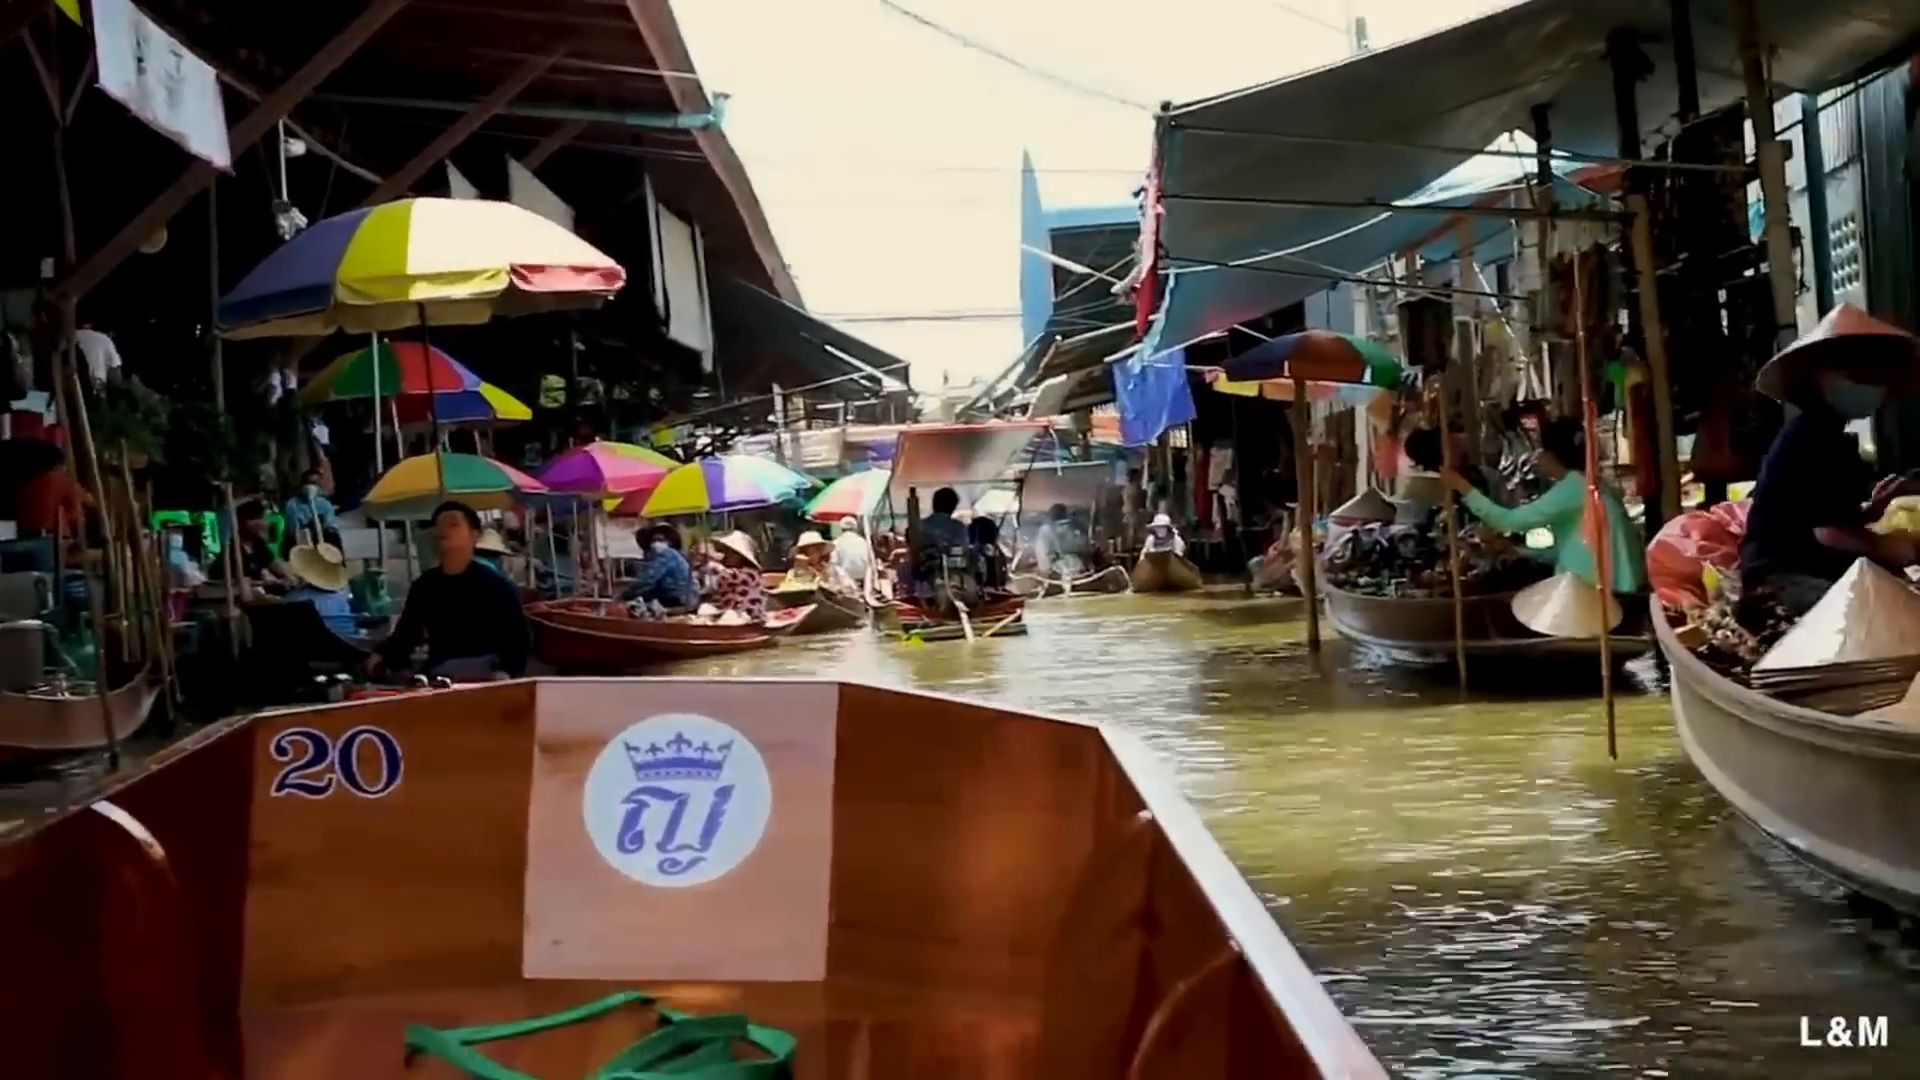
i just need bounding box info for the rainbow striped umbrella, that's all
[362,452,546,519]
[629,455,813,517]
[217,197,625,339]
[803,469,890,522]
[301,340,533,424]
[540,441,678,497]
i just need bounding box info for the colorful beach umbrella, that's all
[633,455,814,517]
[541,441,679,496]
[392,382,532,426]
[301,340,533,425]
[803,469,890,522]
[1220,330,1403,389]
[362,452,546,519]
[217,197,625,339]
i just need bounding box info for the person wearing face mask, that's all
[1441,417,1648,602]
[621,523,698,612]
[282,468,341,555]
[1741,304,1920,617]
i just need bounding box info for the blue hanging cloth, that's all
[1113,345,1196,448]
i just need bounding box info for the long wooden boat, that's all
[1133,550,1203,593]
[0,678,1384,1078]
[528,600,775,669]
[879,595,1029,642]
[0,666,160,761]
[1654,603,1920,912]
[792,589,868,634]
[1323,583,1652,666]
[1011,565,1131,600]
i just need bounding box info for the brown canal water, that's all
[672,591,1918,1077]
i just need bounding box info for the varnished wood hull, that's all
[881,596,1029,641]
[1324,584,1651,667]
[1654,603,1920,912]
[1132,551,1203,593]
[0,679,1383,1079]
[528,602,776,668]
[0,669,159,760]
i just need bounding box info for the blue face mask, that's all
[1826,378,1887,419]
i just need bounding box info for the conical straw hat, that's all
[710,530,760,568]
[1330,487,1396,525]
[1754,558,1920,672]
[288,542,351,592]
[1862,674,1920,728]
[1511,572,1622,638]
[1754,302,1920,405]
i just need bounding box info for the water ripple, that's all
[676,593,1919,1077]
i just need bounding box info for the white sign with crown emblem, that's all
[580,713,772,887]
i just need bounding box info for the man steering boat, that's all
[368,500,529,681]
[908,486,984,615]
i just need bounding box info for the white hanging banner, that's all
[508,157,575,234]
[93,0,231,169]
[446,163,480,199]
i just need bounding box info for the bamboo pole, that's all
[1291,378,1320,652]
[1438,402,1469,688]
[1571,256,1618,759]
[220,482,245,658]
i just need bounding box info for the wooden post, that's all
[1291,379,1320,651]
[1731,0,1799,348]
[1438,404,1469,687]
[1628,197,1682,522]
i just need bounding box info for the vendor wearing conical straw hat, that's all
[285,541,358,641]
[783,529,834,588]
[1742,303,1920,620]
[706,530,766,623]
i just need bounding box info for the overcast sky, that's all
[677,0,1514,390]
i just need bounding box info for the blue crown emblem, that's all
[624,731,732,784]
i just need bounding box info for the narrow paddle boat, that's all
[1654,600,1920,913]
[0,677,1386,1078]
[880,420,1051,644]
[527,599,775,670]
[1323,583,1651,668]
[0,665,160,762]
[1132,549,1204,593]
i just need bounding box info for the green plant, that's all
[92,379,170,463]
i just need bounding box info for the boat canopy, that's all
[1146,0,1920,352]
[885,421,1051,511]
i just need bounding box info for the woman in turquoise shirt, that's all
[1441,417,1648,597]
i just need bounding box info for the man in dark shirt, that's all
[370,501,529,679]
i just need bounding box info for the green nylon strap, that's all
[401,990,796,1080]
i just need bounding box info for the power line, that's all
[877,0,1152,112]
[1265,0,1349,35]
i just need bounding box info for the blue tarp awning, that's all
[1149,0,1920,351]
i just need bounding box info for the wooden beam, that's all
[523,118,588,169]
[61,0,414,302]
[0,0,46,56]
[356,50,559,207]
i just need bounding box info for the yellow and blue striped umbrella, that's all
[217,198,624,339]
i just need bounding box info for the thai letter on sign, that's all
[523,680,837,982]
